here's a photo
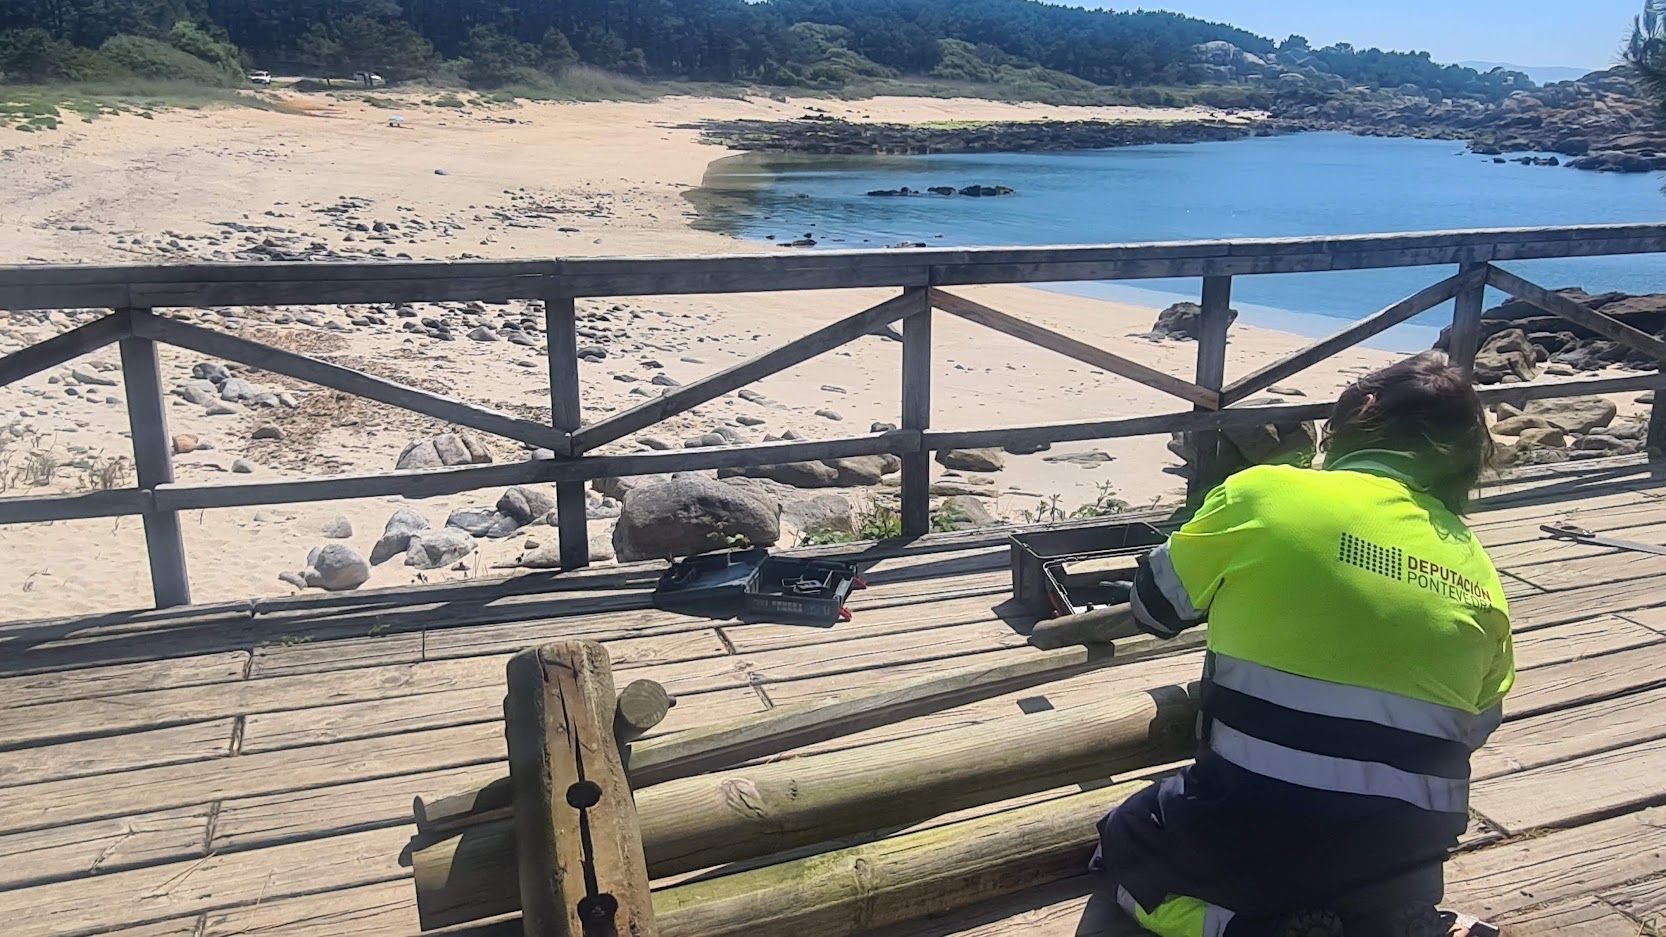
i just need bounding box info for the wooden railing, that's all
[3,223,1665,608]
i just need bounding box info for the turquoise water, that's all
[699,133,1666,348]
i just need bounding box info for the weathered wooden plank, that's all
[1221,267,1479,405]
[0,718,234,788]
[1505,641,1666,718]
[0,721,505,836]
[199,879,421,937]
[1508,575,1666,628]
[571,291,916,452]
[1473,684,1666,780]
[0,650,249,708]
[0,309,130,388]
[0,486,151,524]
[1495,897,1643,937]
[152,431,918,512]
[928,288,1217,408]
[1507,549,1666,593]
[132,311,566,450]
[0,824,413,937]
[1508,614,1660,670]
[239,682,761,755]
[120,329,191,607]
[1444,807,1666,920]
[901,288,932,537]
[0,805,210,890]
[1472,734,1666,834]
[924,401,1334,452]
[1488,264,1666,365]
[1600,874,1666,926]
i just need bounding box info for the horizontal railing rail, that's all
[2,223,1663,609]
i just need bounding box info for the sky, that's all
[1079,1,1640,69]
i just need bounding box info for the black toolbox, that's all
[743,556,863,626]
[1010,521,1165,616]
[652,548,770,615]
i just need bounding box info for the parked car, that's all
[247,70,272,86]
[353,71,385,88]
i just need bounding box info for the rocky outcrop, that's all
[612,476,782,562]
[396,432,492,471]
[702,118,1259,157]
[1149,302,1241,341]
[1272,68,1666,173]
[720,454,901,489]
[1437,289,1666,375]
[1472,329,1542,385]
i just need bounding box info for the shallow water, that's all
[697,133,1666,348]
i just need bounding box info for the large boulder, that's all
[396,432,493,470]
[612,477,781,562]
[302,544,370,591]
[405,529,476,569]
[1472,329,1542,385]
[1523,397,1617,434]
[936,448,1006,473]
[1168,419,1318,483]
[782,494,857,538]
[496,486,555,525]
[371,508,430,565]
[1150,302,1239,340]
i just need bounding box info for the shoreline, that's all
[0,90,1553,620]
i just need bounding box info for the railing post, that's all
[1649,388,1666,463]
[900,287,933,537]
[1449,261,1489,378]
[1186,276,1233,501]
[544,290,589,569]
[119,313,191,607]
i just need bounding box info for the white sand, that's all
[0,91,1393,620]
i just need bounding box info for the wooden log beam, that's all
[570,292,919,453]
[1221,266,1484,406]
[1485,265,1666,366]
[613,679,674,747]
[0,309,130,388]
[415,633,1185,837]
[131,311,567,451]
[930,288,1218,409]
[652,778,1149,937]
[504,641,655,937]
[412,684,1196,929]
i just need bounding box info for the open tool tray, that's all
[743,556,864,626]
[1009,521,1164,616]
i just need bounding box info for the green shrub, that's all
[0,28,130,83]
[166,22,246,79]
[100,35,234,86]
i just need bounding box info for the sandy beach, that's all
[0,91,1415,619]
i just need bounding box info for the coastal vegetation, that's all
[1,0,1540,105]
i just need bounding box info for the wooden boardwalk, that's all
[3,458,1666,937]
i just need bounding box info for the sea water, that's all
[696,133,1666,349]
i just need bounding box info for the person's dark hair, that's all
[1322,351,1494,513]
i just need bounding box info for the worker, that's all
[1095,351,1514,937]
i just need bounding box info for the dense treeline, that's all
[0,0,1532,101]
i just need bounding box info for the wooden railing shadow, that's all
[2,224,1665,613]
